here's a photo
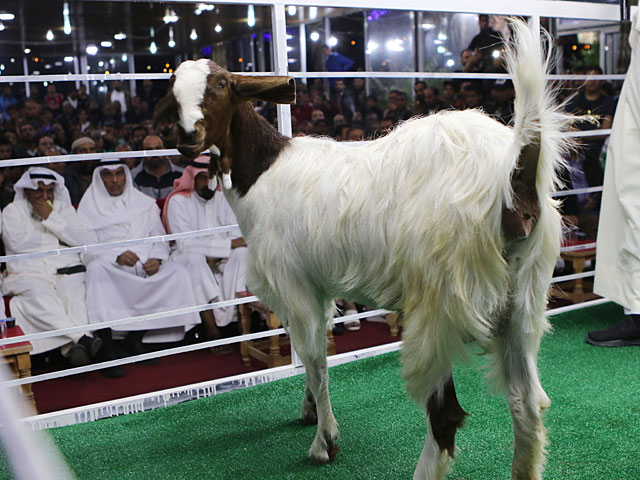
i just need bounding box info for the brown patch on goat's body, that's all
[427,375,468,458]
[502,140,541,241]
[227,103,291,197]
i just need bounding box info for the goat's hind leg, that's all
[493,326,548,480]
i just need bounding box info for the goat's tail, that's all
[504,18,573,206]
[501,19,575,335]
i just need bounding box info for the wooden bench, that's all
[238,299,336,368]
[552,239,598,304]
[0,325,36,410]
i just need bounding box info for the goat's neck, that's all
[227,102,290,197]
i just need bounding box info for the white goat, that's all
[154,18,571,480]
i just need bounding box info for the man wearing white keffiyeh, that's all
[1,167,102,366]
[78,161,199,378]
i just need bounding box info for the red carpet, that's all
[32,320,399,414]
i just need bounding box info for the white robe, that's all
[594,11,640,312]
[167,192,248,327]
[79,167,200,342]
[2,199,97,354]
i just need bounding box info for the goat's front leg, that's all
[287,317,339,463]
[494,329,548,480]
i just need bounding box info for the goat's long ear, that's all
[153,92,180,125]
[233,75,296,104]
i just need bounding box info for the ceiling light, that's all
[64,56,73,62]
[63,2,71,34]
[109,58,115,65]
[247,5,255,27]
[310,31,320,42]
[46,29,54,41]
[288,6,297,16]
[114,32,127,41]
[214,23,222,33]
[421,23,435,30]
[121,54,128,62]
[163,8,178,23]
[0,22,4,31]
[100,41,112,48]
[190,28,198,40]
[24,48,31,54]
[98,60,104,67]
[309,7,317,19]
[327,36,338,47]
[149,41,157,54]
[168,39,176,48]
[0,13,15,21]
[195,3,214,14]
[168,26,175,47]
[86,45,98,55]
[446,59,455,68]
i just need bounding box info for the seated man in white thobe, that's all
[1,167,102,367]
[162,155,248,354]
[78,160,200,377]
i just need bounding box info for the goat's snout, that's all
[176,143,202,159]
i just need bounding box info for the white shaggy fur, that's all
[173,59,211,133]
[176,19,572,480]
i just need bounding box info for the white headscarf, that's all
[13,167,71,205]
[77,163,156,235]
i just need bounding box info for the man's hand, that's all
[231,237,247,249]
[142,258,161,276]
[116,250,140,267]
[32,199,53,220]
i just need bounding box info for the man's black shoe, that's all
[68,343,91,368]
[78,335,103,359]
[586,315,640,347]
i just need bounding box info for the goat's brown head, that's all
[153,59,295,187]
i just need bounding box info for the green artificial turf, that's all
[3,302,640,479]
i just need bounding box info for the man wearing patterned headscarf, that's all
[1,167,102,366]
[78,161,200,377]
[162,155,248,354]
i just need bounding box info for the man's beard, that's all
[196,187,215,200]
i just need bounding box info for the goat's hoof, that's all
[309,436,339,464]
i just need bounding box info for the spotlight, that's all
[100,41,113,48]
[247,5,255,27]
[86,45,98,55]
[310,32,320,42]
[114,32,127,41]
[190,28,198,40]
[150,41,157,54]
[46,29,54,41]
[215,23,222,33]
